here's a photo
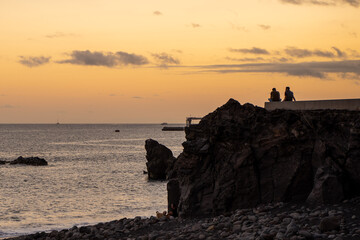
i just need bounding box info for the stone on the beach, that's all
[145,139,176,180]
[319,216,342,232]
[10,156,48,166]
[168,98,360,217]
[4,196,360,240]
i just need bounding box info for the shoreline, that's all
[5,197,360,240]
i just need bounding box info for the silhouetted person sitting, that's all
[284,86,296,101]
[269,88,281,102]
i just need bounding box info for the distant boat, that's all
[160,122,168,125]
[162,126,184,131]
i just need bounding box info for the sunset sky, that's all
[1,0,360,123]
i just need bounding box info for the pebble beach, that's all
[6,197,360,240]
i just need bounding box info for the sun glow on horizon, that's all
[1,0,359,123]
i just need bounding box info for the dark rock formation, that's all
[0,160,6,165]
[10,156,48,166]
[168,98,360,218]
[145,139,176,180]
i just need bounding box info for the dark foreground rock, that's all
[169,99,360,217]
[9,156,48,166]
[6,197,360,240]
[145,139,176,180]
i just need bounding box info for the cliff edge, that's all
[168,99,360,218]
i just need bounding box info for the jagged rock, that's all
[145,139,176,180]
[10,156,48,166]
[168,98,360,218]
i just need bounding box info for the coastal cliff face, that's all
[168,99,360,218]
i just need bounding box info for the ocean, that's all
[0,124,185,239]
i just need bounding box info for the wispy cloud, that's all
[109,93,122,97]
[18,56,51,67]
[153,11,162,16]
[285,47,334,58]
[279,0,360,7]
[226,57,292,63]
[57,50,149,67]
[45,32,76,39]
[258,24,271,30]
[229,46,351,59]
[284,47,347,58]
[191,23,201,28]
[172,49,183,54]
[226,57,266,62]
[0,104,16,109]
[132,96,143,99]
[191,59,360,79]
[229,47,270,55]
[230,23,248,32]
[332,47,347,58]
[152,52,180,68]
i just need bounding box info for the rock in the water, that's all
[145,139,176,180]
[10,156,48,166]
[168,98,360,217]
[0,160,6,165]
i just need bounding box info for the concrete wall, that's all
[264,99,360,111]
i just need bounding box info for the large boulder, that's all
[145,139,176,180]
[10,156,48,166]
[168,99,360,218]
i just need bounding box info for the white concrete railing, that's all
[264,98,360,111]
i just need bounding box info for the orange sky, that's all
[1,0,359,123]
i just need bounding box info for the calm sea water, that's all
[0,124,185,238]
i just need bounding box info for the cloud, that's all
[191,23,201,28]
[332,47,347,58]
[337,72,360,80]
[193,59,360,79]
[0,104,15,109]
[229,47,270,55]
[45,32,76,39]
[284,47,343,58]
[230,23,248,32]
[153,11,162,15]
[18,56,51,67]
[258,24,271,30]
[132,96,143,99]
[226,57,266,62]
[58,50,149,67]
[279,0,360,7]
[172,49,183,54]
[152,53,180,67]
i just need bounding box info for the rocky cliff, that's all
[168,99,360,218]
